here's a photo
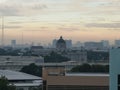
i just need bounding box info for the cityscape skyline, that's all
[0,0,120,44]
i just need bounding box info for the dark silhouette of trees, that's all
[20,63,42,77]
[0,76,16,90]
[70,63,109,73]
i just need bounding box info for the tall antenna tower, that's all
[1,16,4,47]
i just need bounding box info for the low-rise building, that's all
[0,56,44,71]
[0,70,42,90]
[66,50,87,63]
[42,66,109,90]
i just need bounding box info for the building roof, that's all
[66,73,109,77]
[0,70,42,80]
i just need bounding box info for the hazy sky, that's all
[0,0,120,45]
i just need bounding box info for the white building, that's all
[31,46,52,56]
[0,56,44,71]
[0,70,42,90]
[110,48,120,90]
[66,50,87,63]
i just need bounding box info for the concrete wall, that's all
[47,76,109,86]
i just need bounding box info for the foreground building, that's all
[110,48,120,90]
[42,66,109,90]
[0,70,42,90]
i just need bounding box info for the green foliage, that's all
[44,51,70,63]
[71,64,91,72]
[20,63,42,77]
[70,63,109,73]
[0,76,16,90]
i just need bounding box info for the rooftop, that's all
[66,73,109,77]
[0,70,42,80]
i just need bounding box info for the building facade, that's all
[0,56,44,71]
[110,48,120,90]
[56,36,66,51]
[66,50,87,63]
[84,42,104,50]
[42,66,109,90]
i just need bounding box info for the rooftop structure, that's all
[0,70,42,90]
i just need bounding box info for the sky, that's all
[0,0,120,45]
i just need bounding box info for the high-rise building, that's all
[115,40,120,48]
[52,39,57,48]
[65,40,72,48]
[11,40,16,47]
[110,48,120,90]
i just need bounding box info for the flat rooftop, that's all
[0,70,42,80]
[66,73,109,77]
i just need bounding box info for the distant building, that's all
[65,40,72,48]
[115,40,120,48]
[101,40,109,48]
[52,39,57,48]
[74,41,83,47]
[84,42,103,50]
[0,70,42,90]
[110,48,120,90]
[11,40,16,48]
[0,56,44,71]
[31,46,53,56]
[56,36,66,51]
[52,37,72,49]
[66,49,87,63]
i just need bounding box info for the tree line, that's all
[70,63,109,73]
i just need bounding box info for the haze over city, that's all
[0,0,120,45]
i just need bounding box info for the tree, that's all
[71,63,91,72]
[70,63,109,73]
[0,76,16,90]
[20,63,42,77]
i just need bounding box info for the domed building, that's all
[56,36,66,50]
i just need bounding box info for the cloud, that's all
[0,1,47,16]
[0,25,22,29]
[0,4,19,16]
[58,27,80,31]
[86,23,120,28]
